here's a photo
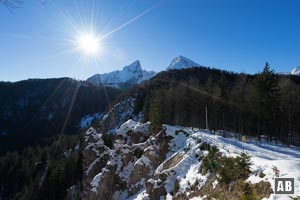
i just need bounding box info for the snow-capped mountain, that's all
[87,56,204,88]
[166,55,203,70]
[87,60,156,88]
[291,66,300,75]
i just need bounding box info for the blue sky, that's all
[0,0,300,81]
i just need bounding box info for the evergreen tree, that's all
[149,91,164,132]
[251,63,279,140]
[238,152,251,177]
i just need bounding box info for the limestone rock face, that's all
[79,97,278,200]
[81,111,181,199]
[146,178,166,200]
[98,97,136,132]
[80,98,209,200]
[81,102,170,199]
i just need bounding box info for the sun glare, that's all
[78,33,101,55]
[56,1,162,62]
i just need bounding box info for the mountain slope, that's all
[87,60,156,89]
[3,95,299,200]
[0,78,121,153]
[80,100,300,199]
[291,66,300,75]
[166,55,203,70]
[80,91,300,200]
[87,56,203,89]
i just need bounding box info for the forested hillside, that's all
[0,78,121,153]
[136,63,300,145]
[0,134,83,200]
[1,64,300,200]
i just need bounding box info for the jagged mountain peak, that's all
[86,60,156,88]
[122,60,141,71]
[166,55,202,70]
[291,66,300,75]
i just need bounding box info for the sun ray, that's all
[25,0,168,134]
[33,0,165,74]
[99,0,165,40]
[61,81,80,134]
[92,57,117,128]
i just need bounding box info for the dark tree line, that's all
[136,63,300,145]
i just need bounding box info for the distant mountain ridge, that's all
[87,55,205,88]
[86,60,156,89]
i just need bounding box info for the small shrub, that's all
[219,153,252,185]
[207,192,220,200]
[259,172,266,178]
[241,183,257,200]
[202,145,221,174]
[239,152,252,178]
[194,179,199,187]
[219,157,240,184]
[173,179,180,195]
[200,142,210,151]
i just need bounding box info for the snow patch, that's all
[116,120,150,137]
[80,113,103,128]
[90,168,110,193]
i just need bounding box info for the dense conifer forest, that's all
[136,63,300,145]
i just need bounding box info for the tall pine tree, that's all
[251,63,279,141]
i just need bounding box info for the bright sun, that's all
[78,33,101,55]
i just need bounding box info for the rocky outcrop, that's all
[82,127,110,196]
[146,178,166,200]
[97,97,136,132]
[80,97,275,200]
[81,116,204,200]
[81,117,170,200]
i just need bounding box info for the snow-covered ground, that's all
[180,127,300,200]
[84,118,300,200]
[132,125,300,199]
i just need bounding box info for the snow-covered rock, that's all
[166,55,203,70]
[98,96,137,133]
[79,113,103,128]
[87,60,156,88]
[291,66,300,75]
[116,120,150,137]
[81,97,300,200]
